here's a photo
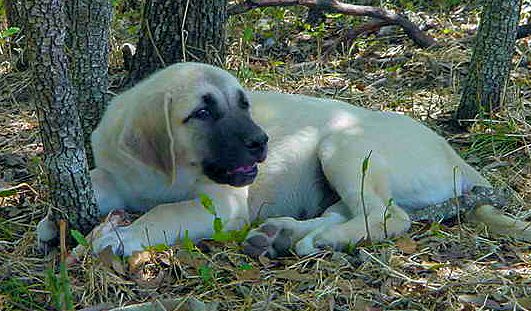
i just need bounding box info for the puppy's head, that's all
[120,63,268,187]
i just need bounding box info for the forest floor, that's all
[0,2,530,311]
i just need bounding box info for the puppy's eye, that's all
[238,90,250,109]
[240,99,250,110]
[193,108,212,120]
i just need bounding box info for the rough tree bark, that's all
[455,0,521,122]
[128,0,227,84]
[25,0,99,234]
[4,0,24,28]
[66,0,112,168]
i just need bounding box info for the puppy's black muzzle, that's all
[245,132,268,163]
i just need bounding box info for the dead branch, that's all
[345,19,391,39]
[228,0,437,48]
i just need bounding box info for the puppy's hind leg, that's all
[468,205,531,242]
[301,134,411,254]
[299,202,410,255]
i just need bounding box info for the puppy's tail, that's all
[467,204,531,242]
[408,186,531,242]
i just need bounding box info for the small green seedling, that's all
[198,265,214,285]
[0,188,17,197]
[70,229,89,247]
[242,27,254,42]
[182,229,196,253]
[429,222,447,238]
[199,193,251,243]
[238,263,253,271]
[144,243,171,252]
[0,278,45,311]
[360,150,373,242]
[45,263,74,311]
[0,27,20,39]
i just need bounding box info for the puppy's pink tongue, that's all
[230,163,256,174]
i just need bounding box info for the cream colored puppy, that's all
[39,62,530,257]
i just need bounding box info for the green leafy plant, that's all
[344,242,356,254]
[0,27,20,39]
[360,150,373,242]
[200,194,216,215]
[467,120,521,164]
[242,27,254,43]
[199,194,251,243]
[198,265,214,284]
[144,243,171,252]
[45,264,74,311]
[0,278,45,311]
[0,26,20,45]
[383,198,394,239]
[182,229,196,253]
[70,229,89,247]
[428,222,447,238]
[238,263,253,271]
[0,188,17,197]
[302,22,326,39]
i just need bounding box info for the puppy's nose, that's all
[245,132,268,152]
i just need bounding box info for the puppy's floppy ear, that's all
[119,93,177,183]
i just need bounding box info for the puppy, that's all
[38,62,531,257]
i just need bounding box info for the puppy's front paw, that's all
[243,221,294,258]
[36,215,58,253]
[88,210,135,256]
[311,232,345,252]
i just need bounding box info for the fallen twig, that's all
[345,19,392,39]
[359,248,442,289]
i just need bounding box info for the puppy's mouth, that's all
[225,162,258,187]
[203,161,259,187]
[227,163,258,176]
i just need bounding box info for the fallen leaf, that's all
[236,268,260,281]
[458,295,503,310]
[420,261,447,271]
[128,250,151,273]
[98,245,127,275]
[175,251,207,268]
[355,84,366,91]
[395,237,417,254]
[432,241,477,262]
[274,270,313,281]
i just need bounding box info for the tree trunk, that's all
[25,0,99,234]
[4,0,24,28]
[128,0,227,84]
[455,0,521,122]
[66,0,113,168]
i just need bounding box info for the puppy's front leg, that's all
[90,188,249,256]
[36,168,125,250]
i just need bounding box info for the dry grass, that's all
[1,3,530,311]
